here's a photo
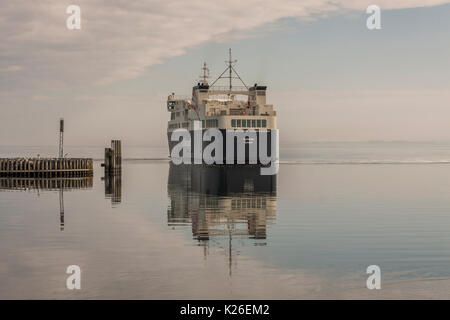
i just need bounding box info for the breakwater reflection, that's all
[0,177,93,231]
[0,176,93,191]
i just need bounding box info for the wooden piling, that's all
[102,140,121,174]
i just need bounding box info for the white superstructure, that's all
[167,49,277,132]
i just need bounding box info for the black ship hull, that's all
[168,163,277,195]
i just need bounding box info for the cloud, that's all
[0,0,448,91]
[0,65,23,72]
[0,1,449,147]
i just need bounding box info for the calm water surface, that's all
[2,142,450,299]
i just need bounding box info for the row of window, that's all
[203,119,219,128]
[168,122,189,129]
[231,119,267,128]
[170,111,188,120]
[169,118,267,130]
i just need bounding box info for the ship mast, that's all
[210,48,248,93]
[228,48,233,91]
[199,62,210,84]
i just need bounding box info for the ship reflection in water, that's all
[167,164,277,274]
[0,176,93,230]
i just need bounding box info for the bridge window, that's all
[168,123,181,130]
[230,118,268,128]
[205,119,219,128]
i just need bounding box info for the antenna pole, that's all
[229,48,232,91]
[59,118,64,159]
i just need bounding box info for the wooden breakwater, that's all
[0,158,93,177]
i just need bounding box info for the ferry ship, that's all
[167,49,277,166]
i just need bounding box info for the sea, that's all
[2,141,450,299]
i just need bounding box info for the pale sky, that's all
[0,0,449,147]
